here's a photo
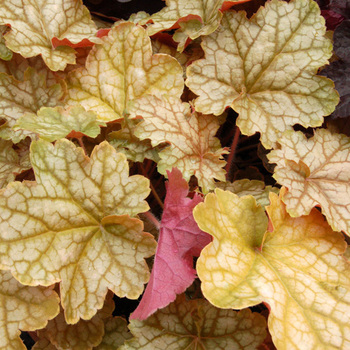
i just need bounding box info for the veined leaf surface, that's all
[194,189,350,349]
[129,95,227,193]
[186,0,338,148]
[0,139,156,324]
[0,0,101,71]
[268,128,350,235]
[0,270,59,350]
[122,294,266,349]
[67,22,183,122]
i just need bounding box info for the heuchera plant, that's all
[0,0,349,349]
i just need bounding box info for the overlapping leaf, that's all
[0,139,157,324]
[186,0,339,148]
[194,189,350,349]
[0,67,65,143]
[216,179,279,207]
[15,106,105,142]
[94,317,132,350]
[122,294,266,349]
[140,0,245,51]
[131,168,211,320]
[0,0,101,71]
[0,139,31,188]
[129,95,227,193]
[0,270,59,350]
[67,22,183,122]
[107,118,161,163]
[35,292,114,350]
[268,128,350,235]
[0,25,11,61]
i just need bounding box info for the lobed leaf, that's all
[186,0,338,148]
[0,139,156,323]
[0,0,101,71]
[129,95,228,193]
[0,67,65,143]
[216,179,279,207]
[268,128,350,235]
[140,0,246,51]
[14,105,106,142]
[67,22,184,122]
[0,270,59,350]
[0,139,31,189]
[131,168,211,320]
[122,294,266,349]
[194,189,350,349]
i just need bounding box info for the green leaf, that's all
[0,270,59,350]
[129,95,228,193]
[0,25,12,61]
[0,67,65,143]
[0,0,101,71]
[121,294,266,349]
[216,179,279,207]
[194,189,350,349]
[15,106,106,142]
[186,0,339,148]
[0,139,31,188]
[67,22,184,122]
[0,139,156,324]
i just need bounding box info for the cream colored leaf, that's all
[129,95,228,193]
[268,128,350,235]
[216,179,279,207]
[194,189,350,349]
[0,270,59,350]
[94,317,132,350]
[0,67,65,143]
[0,139,156,324]
[0,0,101,71]
[67,22,183,122]
[121,294,266,349]
[141,0,243,52]
[107,118,161,163]
[0,139,31,188]
[36,292,114,350]
[186,0,339,148]
[15,106,105,142]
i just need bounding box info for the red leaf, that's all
[131,168,211,320]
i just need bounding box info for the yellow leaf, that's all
[186,0,339,148]
[121,294,266,349]
[0,0,101,71]
[0,270,59,350]
[129,95,228,193]
[268,128,350,236]
[194,189,350,349]
[0,139,156,323]
[67,22,183,122]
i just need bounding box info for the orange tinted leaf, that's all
[0,0,101,71]
[129,95,228,193]
[268,129,350,235]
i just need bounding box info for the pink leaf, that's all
[131,168,211,320]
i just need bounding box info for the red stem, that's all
[225,126,240,180]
